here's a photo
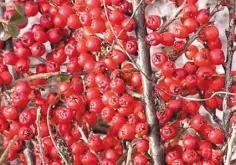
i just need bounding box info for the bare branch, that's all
[133,0,164,164]
[23,141,35,165]
[222,0,236,133]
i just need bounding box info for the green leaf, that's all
[9,12,28,25]
[60,76,70,82]
[7,24,19,37]
[15,3,25,16]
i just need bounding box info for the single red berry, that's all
[145,15,161,30]
[25,1,39,17]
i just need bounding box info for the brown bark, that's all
[133,0,165,164]
[223,0,236,134]
[223,0,236,164]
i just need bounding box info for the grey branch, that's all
[133,0,164,164]
[222,0,236,134]
[23,141,35,165]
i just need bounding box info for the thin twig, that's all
[116,147,137,165]
[126,87,142,99]
[164,127,189,147]
[0,135,18,164]
[196,88,224,130]
[179,91,236,102]
[9,72,60,87]
[77,125,88,143]
[76,123,102,163]
[157,0,187,33]
[225,125,236,165]
[30,56,46,63]
[36,107,46,165]
[116,152,128,165]
[177,2,221,57]
[126,144,133,165]
[230,106,236,113]
[47,102,70,165]
[178,22,211,56]
[9,71,86,87]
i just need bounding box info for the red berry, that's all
[145,15,161,30]
[25,1,39,17]
[67,14,81,29]
[207,128,224,144]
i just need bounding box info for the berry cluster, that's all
[0,0,235,165]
